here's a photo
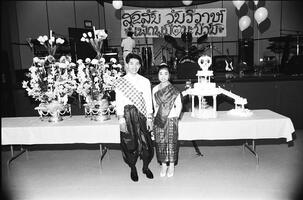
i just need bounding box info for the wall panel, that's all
[281,1,303,34]
[47,1,75,38]
[75,1,100,29]
[104,2,121,47]
[16,1,48,70]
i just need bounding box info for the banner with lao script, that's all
[121,8,226,38]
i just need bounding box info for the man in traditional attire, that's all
[114,53,154,182]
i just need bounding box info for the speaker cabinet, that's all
[177,62,200,79]
[238,39,254,69]
[283,55,303,74]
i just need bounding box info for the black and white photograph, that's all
[1,1,303,200]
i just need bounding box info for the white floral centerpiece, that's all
[80,27,108,59]
[78,28,124,121]
[76,55,123,121]
[22,31,78,122]
[36,30,65,56]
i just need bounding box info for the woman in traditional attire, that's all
[152,65,182,177]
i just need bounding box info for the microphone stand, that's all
[142,33,149,75]
[281,29,303,56]
[295,31,302,56]
[210,42,213,58]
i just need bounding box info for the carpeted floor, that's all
[1,130,303,200]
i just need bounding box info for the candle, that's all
[50,30,52,39]
[93,26,96,38]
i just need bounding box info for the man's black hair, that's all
[127,31,134,37]
[125,53,142,66]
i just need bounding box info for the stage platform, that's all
[144,71,303,85]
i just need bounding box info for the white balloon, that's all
[182,0,193,6]
[232,0,245,11]
[254,1,259,6]
[112,0,123,10]
[254,7,268,24]
[239,15,251,31]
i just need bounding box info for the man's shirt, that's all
[121,36,136,52]
[115,73,153,116]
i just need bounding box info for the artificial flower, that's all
[76,56,124,104]
[23,55,77,104]
[80,28,108,59]
[33,31,65,56]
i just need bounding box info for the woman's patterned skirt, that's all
[154,117,179,163]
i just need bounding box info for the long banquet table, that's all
[1,109,295,165]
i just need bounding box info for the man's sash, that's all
[115,77,147,117]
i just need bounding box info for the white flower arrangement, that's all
[77,28,123,105]
[22,55,78,105]
[36,30,65,56]
[80,27,108,58]
[76,57,123,104]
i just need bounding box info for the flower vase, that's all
[94,112,110,121]
[97,98,110,121]
[49,110,63,122]
[35,101,70,122]
[95,52,102,60]
[84,98,110,121]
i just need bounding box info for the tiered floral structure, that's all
[22,29,123,122]
[77,28,123,120]
[22,31,78,122]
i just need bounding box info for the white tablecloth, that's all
[179,110,294,142]
[1,109,294,145]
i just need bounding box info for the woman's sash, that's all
[115,77,147,117]
[154,83,179,128]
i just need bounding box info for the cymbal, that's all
[190,45,210,55]
[164,35,184,51]
[164,35,175,43]
[197,34,208,44]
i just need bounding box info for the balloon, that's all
[239,15,251,31]
[254,1,259,6]
[182,0,193,6]
[232,0,245,11]
[112,1,123,9]
[254,7,268,24]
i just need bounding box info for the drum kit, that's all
[267,34,303,67]
[164,32,208,66]
[268,35,303,55]
[163,31,234,73]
